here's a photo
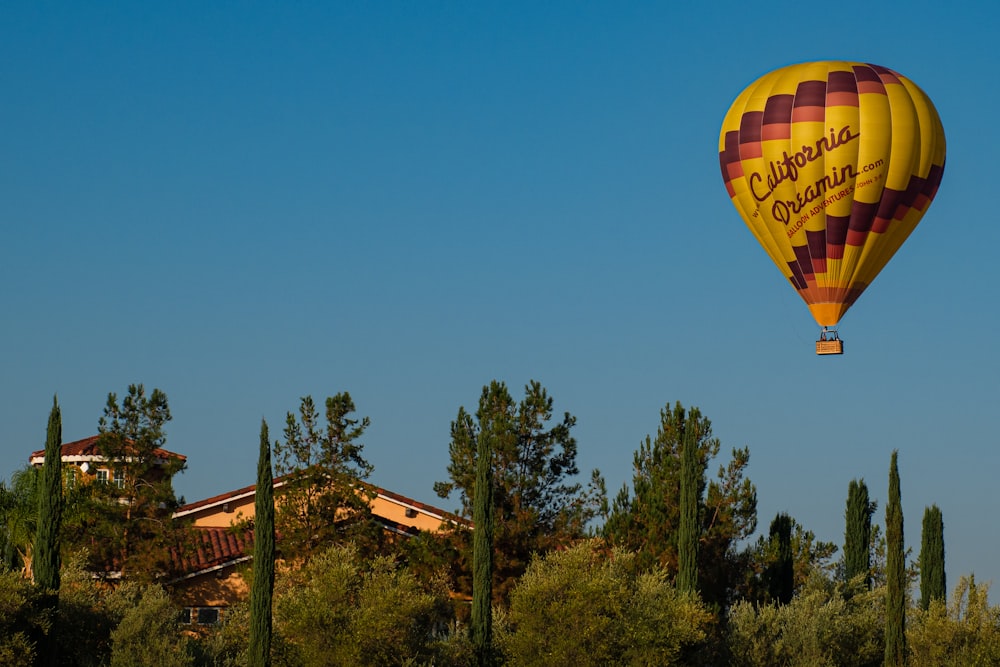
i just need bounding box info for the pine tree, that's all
[249,419,275,667]
[471,390,496,667]
[919,504,945,610]
[885,450,905,666]
[34,396,63,592]
[844,478,875,589]
[677,416,698,594]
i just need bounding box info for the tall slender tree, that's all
[677,416,699,594]
[471,392,496,667]
[35,397,63,667]
[919,504,945,610]
[34,396,63,592]
[885,450,905,666]
[763,512,794,605]
[249,419,275,667]
[844,478,875,589]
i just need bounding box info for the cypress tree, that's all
[844,478,874,589]
[677,411,698,594]
[919,504,945,610]
[764,512,794,604]
[35,395,63,592]
[471,410,495,667]
[249,419,275,667]
[885,450,905,666]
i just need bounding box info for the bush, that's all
[498,541,712,666]
[908,576,1000,666]
[726,575,883,667]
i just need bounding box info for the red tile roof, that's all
[172,527,254,577]
[29,435,186,464]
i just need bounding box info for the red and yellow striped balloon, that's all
[719,61,946,328]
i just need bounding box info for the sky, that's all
[3,2,998,594]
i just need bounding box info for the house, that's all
[169,476,467,625]
[29,435,187,490]
[31,436,468,625]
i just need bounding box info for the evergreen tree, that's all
[272,394,377,561]
[763,512,794,605]
[603,401,756,610]
[435,380,605,603]
[92,384,185,579]
[919,504,945,610]
[34,396,63,592]
[677,418,698,594]
[35,397,63,667]
[249,420,275,667]
[844,478,875,589]
[885,450,905,666]
[471,395,495,667]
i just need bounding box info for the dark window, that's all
[196,608,220,625]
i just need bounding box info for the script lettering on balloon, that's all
[748,124,861,226]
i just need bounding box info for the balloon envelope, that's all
[719,61,945,327]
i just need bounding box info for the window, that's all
[63,468,77,490]
[196,608,220,625]
[96,469,109,484]
[113,469,125,488]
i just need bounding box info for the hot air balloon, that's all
[718,61,946,354]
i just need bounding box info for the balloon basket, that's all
[816,329,843,355]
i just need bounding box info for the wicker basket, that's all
[816,339,844,355]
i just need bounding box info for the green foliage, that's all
[885,450,906,666]
[763,512,794,605]
[727,576,884,667]
[603,401,756,609]
[908,575,1000,666]
[743,517,838,605]
[919,504,946,610]
[677,416,699,594]
[35,395,63,594]
[498,541,712,666]
[107,584,194,667]
[0,466,40,575]
[844,478,875,589]
[471,385,496,666]
[0,567,47,665]
[272,394,377,561]
[272,543,453,666]
[92,384,186,580]
[434,380,606,603]
[250,419,276,667]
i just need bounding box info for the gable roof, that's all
[29,435,187,466]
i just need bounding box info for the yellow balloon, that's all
[719,61,946,329]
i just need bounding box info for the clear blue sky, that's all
[4,2,997,592]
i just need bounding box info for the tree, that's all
[677,417,699,594]
[35,396,63,592]
[471,392,495,666]
[272,394,377,561]
[250,419,276,667]
[434,380,606,602]
[844,478,876,589]
[885,450,906,666]
[763,513,794,605]
[0,466,40,576]
[603,401,757,610]
[272,544,452,667]
[499,542,713,666]
[920,504,945,611]
[93,384,185,579]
